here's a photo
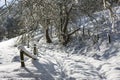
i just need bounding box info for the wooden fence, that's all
[19,45,37,67]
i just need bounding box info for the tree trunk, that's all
[59,5,73,45]
[82,26,85,37]
[27,34,30,48]
[61,12,69,45]
[62,14,69,34]
[45,27,52,43]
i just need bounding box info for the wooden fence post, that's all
[33,44,37,55]
[19,46,38,67]
[20,50,25,67]
[107,33,111,43]
[108,34,111,43]
[88,29,90,37]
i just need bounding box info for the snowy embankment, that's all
[0,37,120,80]
[0,38,19,64]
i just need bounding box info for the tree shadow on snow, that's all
[102,45,119,59]
[32,60,55,80]
[17,67,41,79]
[17,60,55,80]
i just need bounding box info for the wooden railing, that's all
[19,45,37,67]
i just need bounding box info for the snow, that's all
[0,6,120,80]
[0,38,19,64]
[0,36,120,80]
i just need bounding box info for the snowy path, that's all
[0,60,57,80]
[39,49,104,80]
[0,53,104,80]
[0,50,120,80]
[37,43,120,80]
[0,39,120,80]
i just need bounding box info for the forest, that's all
[0,0,119,45]
[0,0,120,80]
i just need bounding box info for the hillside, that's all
[0,35,120,80]
[0,1,120,79]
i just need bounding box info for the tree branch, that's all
[68,28,80,36]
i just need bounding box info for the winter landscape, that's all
[0,0,120,80]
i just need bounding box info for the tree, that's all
[1,0,119,45]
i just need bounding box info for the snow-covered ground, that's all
[0,36,120,80]
[0,6,120,80]
[0,38,19,64]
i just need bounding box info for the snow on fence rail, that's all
[18,45,37,67]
